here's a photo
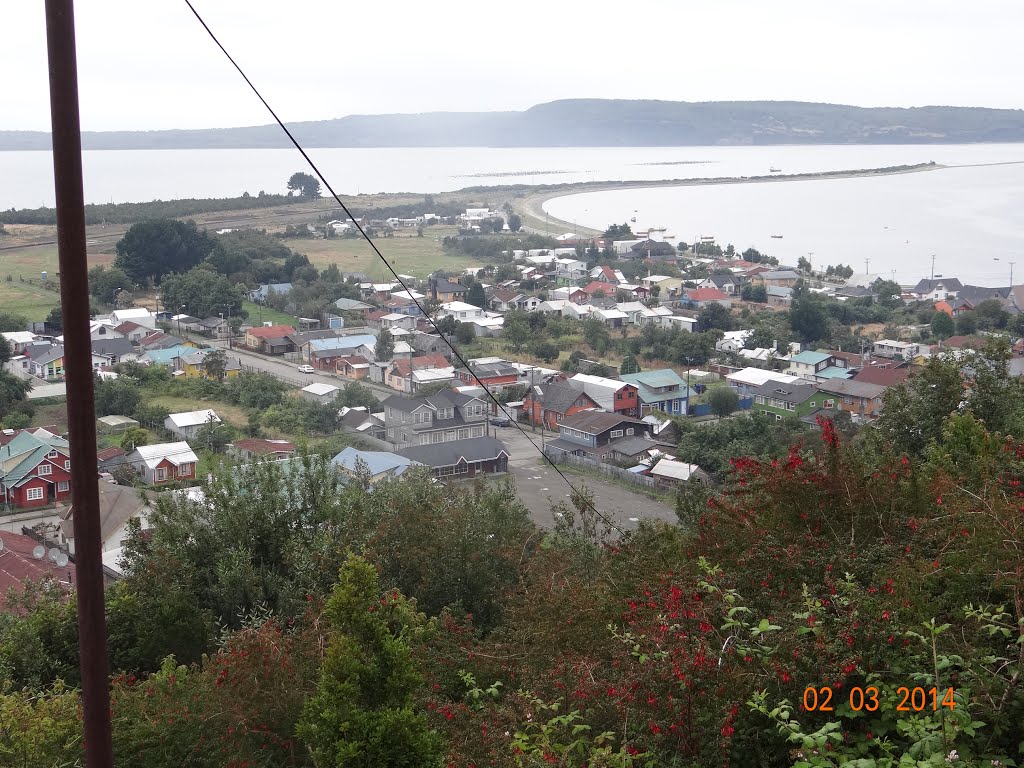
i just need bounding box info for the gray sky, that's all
[5,1,1023,132]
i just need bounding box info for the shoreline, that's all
[507,162,943,236]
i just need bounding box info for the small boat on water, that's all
[771,234,784,239]
[630,216,636,223]
[770,167,782,173]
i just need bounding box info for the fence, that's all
[544,450,657,489]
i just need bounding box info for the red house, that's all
[522,381,601,430]
[0,429,73,509]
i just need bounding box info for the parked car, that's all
[298,364,315,374]
[491,418,512,427]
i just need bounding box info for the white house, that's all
[128,442,199,485]
[436,301,485,321]
[301,382,341,403]
[662,315,698,333]
[555,258,588,282]
[164,409,221,440]
[110,308,157,329]
[567,373,634,413]
[715,329,754,354]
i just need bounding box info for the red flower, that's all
[721,724,735,738]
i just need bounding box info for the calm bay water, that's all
[2,143,1022,286]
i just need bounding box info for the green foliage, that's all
[956,311,979,336]
[297,556,441,768]
[503,310,531,352]
[696,302,734,332]
[287,171,322,199]
[45,305,63,333]
[119,426,148,451]
[375,328,395,362]
[532,340,560,363]
[740,282,768,303]
[466,282,487,308]
[222,371,288,410]
[603,223,634,240]
[788,283,832,344]
[455,321,477,345]
[0,682,83,766]
[0,311,28,332]
[582,317,611,355]
[114,218,216,284]
[0,368,31,423]
[930,310,954,340]
[619,353,641,375]
[707,385,739,417]
[89,264,135,305]
[507,212,523,232]
[160,266,244,319]
[675,411,807,474]
[337,381,379,411]
[94,375,143,417]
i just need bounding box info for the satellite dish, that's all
[56,553,69,568]
[48,547,60,562]
[32,545,46,560]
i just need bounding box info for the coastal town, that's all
[2,202,1020,556]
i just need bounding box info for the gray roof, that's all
[619,369,693,403]
[333,297,375,311]
[761,270,801,280]
[92,337,135,357]
[529,382,597,414]
[814,379,888,399]
[750,379,820,404]
[956,284,1011,306]
[31,344,65,365]
[608,435,661,457]
[558,410,648,434]
[331,447,420,477]
[398,436,509,467]
[913,278,963,293]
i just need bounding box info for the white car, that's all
[297,364,315,374]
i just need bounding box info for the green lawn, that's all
[294,226,482,281]
[241,301,299,327]
[0,241,116,321]
[148,396,251,428]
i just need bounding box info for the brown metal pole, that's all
[43,2,113,767]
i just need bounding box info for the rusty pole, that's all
[43,2,113,766]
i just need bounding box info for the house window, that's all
[47,450,58,459]
[472,461,482,472]
[471,426,483,437]
[458,428,470,439]
[626,428,634,436]
[842,397,853,405]
[38,464,52,476]
[616,392,623,400]
[179,464,192,477]
[26,487,44,501]
[431,431,443,443]
[156,467,167,481]
[610,429,624,438]
[58,481,69,492]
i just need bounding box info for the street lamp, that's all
[177,304,186,338]
[222,307,232,349]
[113,287,123,310]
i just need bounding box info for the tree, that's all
[0,312,27,332]
[507,213,522,232]
[337,381,379,410]
[375,329,395,362]
[696,303,734,332]
[454,322,476,345]
[435,315,458,336]
[503,311,531,352]
[160,266,244,320]
[297,556,441,768]
[874,279,903,309]
[797,255,812,273]
[202,349,228,382]
[195,419,236,454]
[114,219,216,285]
[119,426,148,451]
[975,298,1009,330]
[931,310,954,340]
[707,386,739,418]
[956,311,978,336]
[466,282,486,308]
[532,341,560,363]
[45,306,63,333]
[787,284,831,344]
[286,171,322,199]
[582,317,610,355]
[603,223,634,240]
[741,283,768,303]
[94,376,142,417]
[620,353,641,375]
[88,265,134,305]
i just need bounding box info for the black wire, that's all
[182,0,625,534]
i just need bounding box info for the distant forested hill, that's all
[5,99,1024,150]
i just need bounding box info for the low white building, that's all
[301,382,341,403]
[873,340,920,360]
[436,301,485,321]
[164,409,221,440]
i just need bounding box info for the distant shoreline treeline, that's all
[0,162,938,226]
[4,99,1024,150]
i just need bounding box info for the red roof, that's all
[0,531,76,607]
[247,325,295,339]
[96,446,127,462]
[114,320,144,333]
[390,354,450,377]
[581,281,615,296]
[853,366,912,386]
[231,438,296,455]
[367,310,389,321]
[339,355,370,366]
[938,335,988,350]
[688,287,729,301]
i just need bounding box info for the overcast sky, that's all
[5,1,1023,132]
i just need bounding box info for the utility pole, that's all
[930,254,936,282]
[43,2,112,766]
[864,257,870,276]
[1011,261,1016,287]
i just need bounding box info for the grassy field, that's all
[148,396,250,428]
[0,240,115,321]
[293,226,482,280]
[241,301,299,327]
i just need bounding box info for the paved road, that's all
[491,423,677,532]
